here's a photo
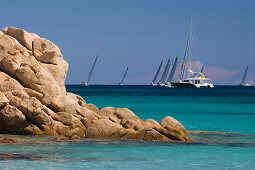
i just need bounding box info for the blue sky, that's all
[1,0,254,84]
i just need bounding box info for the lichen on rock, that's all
[0,27,194,142]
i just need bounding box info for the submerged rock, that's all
[0,27,194,142]
[0,153,43,160]
[0,137,17,143]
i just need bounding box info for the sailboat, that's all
[165,56,178,87]
[119,67,129,85]
[171,19,214,88]
[157,58,171,86]
[239,66,254,86]
[82,55,98,86]
[150,60,163,86]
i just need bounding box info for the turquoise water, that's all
[70,85,255,134]
[1,85,255,169]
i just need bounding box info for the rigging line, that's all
[182,40,190,79]
[190,19,202,71]
[180,33,190,80]
[191,27,201,71]
[185,29,192,79]
[185,18,193,79]
[188,37,192,74]
[191,34,200,71]
[189,17,193,71]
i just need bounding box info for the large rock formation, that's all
[0,27,194,142]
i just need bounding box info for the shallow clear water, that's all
[1,85,255,169]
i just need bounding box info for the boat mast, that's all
[179,18,192,82]
[240,66,248,85]
[86,54,98,85]
[159,58,171,84]
[184,18,193,79]
[119,67,129,85]
[151,60,163,84]
[166,56,178,83]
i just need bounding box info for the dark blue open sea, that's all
[1,85,255,169]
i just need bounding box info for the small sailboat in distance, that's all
[119,67,129,85]
[239,66,254,86]
[150,60,163,86]
[158,58,171,86]
[165,56,178,87]
[82,54,98,86]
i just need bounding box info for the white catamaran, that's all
[82,55,98,86]
[239,66,254,86]
[119,67,129,85]
[171,19,214,88]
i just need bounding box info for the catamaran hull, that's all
[171,82,214,88]
[239,83,254,87]
[171,82,197,88]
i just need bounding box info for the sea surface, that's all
[1,85,255,169]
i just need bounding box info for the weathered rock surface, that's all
[0,92,9,107]
[0,104,26,126]
[85,103,99,113]
[0,27,194,142]
[161,116,190,135]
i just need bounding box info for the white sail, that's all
[200,65,204,73]
[240,66,248,85]
[119,67,128,85]
[159,58,171,84]
[166,56,178,83]
[151,60,163,85]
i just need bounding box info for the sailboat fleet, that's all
[81,55,254,87]
[81,19,253,87]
